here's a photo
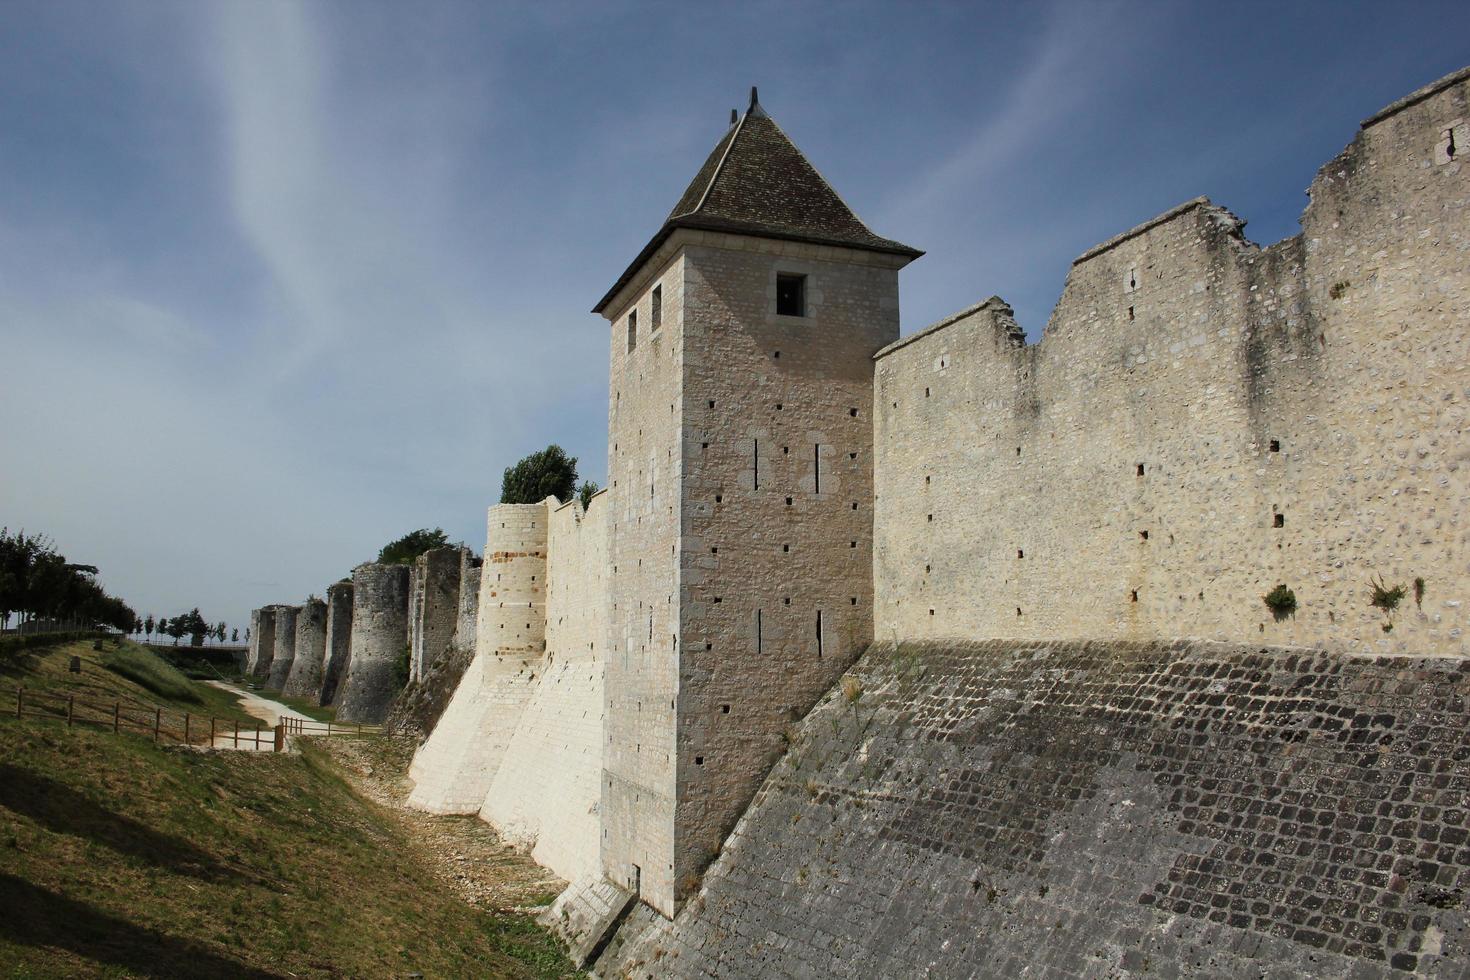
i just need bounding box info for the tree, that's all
[501,445,578,505]
[578,480,599,510]
[231,627,239,643]
[163,617,184,645]
[216,622,227,643]
[144,614,155,640]
[157,617,169,640]
[377,528,449,566]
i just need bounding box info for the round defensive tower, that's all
[266,604,299,690]
[336,563,410,723]
[481,503,547,663]
[319,581,354,706]
[282,596,328,699]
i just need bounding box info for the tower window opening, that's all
[756,609,763,654]
[753,439,760,490]
[650,285,662,332]
[1139,530,1149,541]
[816,610,823,658]
[626,310,637,352]
[1274,513,1285,528]
[814,443,821,493]
[1137,463,1145,476]
[721,704,730,713]
[1269,439,1280,453]
[1128,306,1135,322]
[776,273,806,316]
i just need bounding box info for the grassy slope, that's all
[0,647,576,978]
[2,640,258,729]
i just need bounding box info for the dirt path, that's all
[201,680,316,751]
[312,736,566,911]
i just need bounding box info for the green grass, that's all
[101,645,202,704]
[1,640,259,729]
[0,699,578,978]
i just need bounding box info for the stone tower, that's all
[596,88,921,916]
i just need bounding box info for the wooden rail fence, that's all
[281,716,381,738]
[12,685,282,751]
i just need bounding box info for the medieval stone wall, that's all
[282,597,327,699]
[409,546,463,684]
[481,491,609,883]
[407,502,548,813]
[604,639,1470,978]
[319,581,353,706]
[265,604,299,690]
[336,563,409,723]
[246,606,275,680]
[873,68,1469,658]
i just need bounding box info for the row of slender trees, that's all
[0,528,138,634]
[136,610,240,647]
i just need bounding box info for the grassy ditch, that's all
[0,710,577,978]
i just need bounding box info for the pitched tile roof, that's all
[594,90,922,314]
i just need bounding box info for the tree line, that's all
[0,528,138,634]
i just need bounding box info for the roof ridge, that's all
[678,109,748,220]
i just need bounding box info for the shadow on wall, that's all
[0,874,281,980]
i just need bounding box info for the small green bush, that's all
[1369,576,1406,613]
[1263,584,1297,620]
[1414,577,1426,608]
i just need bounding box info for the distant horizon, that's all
[3,0,1467,634]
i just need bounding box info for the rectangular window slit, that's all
[753,438,759,490]
[626,310,637,352]
[1274,513,1285,528]
[816,610,823,658]
[651,285,662,331]
[814,443,821,494]
[756,609,762,654]
[776,273,806,316]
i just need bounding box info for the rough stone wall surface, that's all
[454,549,483,653]
[319,582,353,706]
[408,546,464,684]
[282,597,328,700]
[873,70,1469,657]
[481,492,608,884]
[603,232,905,915]
[246,607,274,679]
[336,564,409,723]
[407,503,548,813]
[606,639,1470,978]
[265,605,299,690]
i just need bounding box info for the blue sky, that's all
[2,1,1466,633]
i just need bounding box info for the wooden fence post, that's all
[15,687,22,719]
[274,724,285,753]
[153,708,161,742]
[210,717,216,746]
[184,713,190,743]
[113,701,120,734]
[67,696,74,728]
[233,720,239,748]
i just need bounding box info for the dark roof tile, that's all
[594,97,921,314]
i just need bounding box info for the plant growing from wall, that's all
[1369,575,1407,632]
[577,480,599,510]
[1414,577,1426,608]
[1262,584,1297,621]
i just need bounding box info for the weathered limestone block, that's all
[335,563,409,724]
[318,581,353,706]
[541,874,635,968]
[407,502,547,813]
[265,604,299,690]
[245,607,275,679]
[409,546,463,684]
[481,492,607,883]
[282,597,328,700]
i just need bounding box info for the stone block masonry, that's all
[873,66,1470,657]
[605,639,1470,978]
[265,604,298,690]
[282,597,328,700]
[319,581,353,706]
[481,491,607,883]
[454,548,482,656]
[408,546,463,684]
[408,503,549,814]
[335,563,409,724]
[246,607,275,680]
